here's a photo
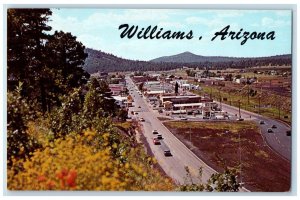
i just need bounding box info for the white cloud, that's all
[157,21,184,29]
[261,17,290,28]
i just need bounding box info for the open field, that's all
[191,79,291,124]
[163,121,291,192]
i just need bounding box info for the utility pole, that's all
[258,95,261,115]
[238,100,241,119]
[190,127,192,142]
[239,130,243,185]
[247,84,250,105]
[218,87,222,111]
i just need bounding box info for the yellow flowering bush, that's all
[8,129,175,191]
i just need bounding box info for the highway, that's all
[126,77,217,185]
[219,103,291,161]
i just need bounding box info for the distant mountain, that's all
[150,51,290,63]
[83,48,291,73]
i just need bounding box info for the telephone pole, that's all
[238,100,241,119]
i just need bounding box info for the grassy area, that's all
[164,121,291,192]
[191,81,291,124]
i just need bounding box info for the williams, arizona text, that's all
[118,24,275,45]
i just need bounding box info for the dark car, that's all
[139,118,145,122]
[267,128,273,133]
[259,120,265,124]
[164,150,172,157]
[152,130,159,134]
[286,130,291,136]
[237,118,244,121]
[272,125,277,129]
[157,134,163,139]
[203,116,209,119]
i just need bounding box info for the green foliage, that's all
[116,109,128,122]
[7,83,40,163]
[138,82,144,91]
[186,69,196,77]
[175,82,179,94]
[178,166,240,192]
[50,88,84,138]
[8,9,89,113]
[206,168,240,192]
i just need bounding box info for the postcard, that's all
[6,7,293,193]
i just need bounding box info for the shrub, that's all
[8,130,175,191]
[7,82,40,164]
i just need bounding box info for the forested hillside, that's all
[83,48,291,73]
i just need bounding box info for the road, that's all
[219,103,291,161]
[127,77,216,185]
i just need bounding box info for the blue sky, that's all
[48,9,292,61]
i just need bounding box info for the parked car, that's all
[237,118,244,121]
[152,130,159,134]
[164,150,172,157]
[153,138,160,145]
[286,130,291,136]
[259,120,265,124]
[271,125,277,129]
[203,116,210,119]
[138,106,141,108]
[179,116,187,120]
[139,118,145,122]
[267,128,273,133]
[157,134,163,139]
[135,112,138,115]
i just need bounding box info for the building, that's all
[112,96,132,108]
[109,84,127,96]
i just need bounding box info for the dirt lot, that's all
[164,121,291,192]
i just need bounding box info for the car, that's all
[135,112,138,115]
[164,150,172,157]
[152,130,159,134]
[203,116,210,119]
[286,130,291,136]
[157,134,163,139]
[259,120,265,124]
[179,116,187,120]
[139,118,145,122]
[153,138,160,145]
[271,125,277,129]
[138,106,141,108]
[237,118,244,121]
[267,128,273,133]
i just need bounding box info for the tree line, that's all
[83,48,291,73]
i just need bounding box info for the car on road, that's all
[152,130,159,134]
[259,120,265,124]
[138,106,141,108]
[157,134,163,139]
[135,112,138,115]
[179,116,188,120]
[164,150,172,157]
[267,128,273,133]
[203,116,210,119]
[271,125,277,129]
[237,118,244,121]
[286,130,291,136]
[139,118,145,122]
[153,138,160,145]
